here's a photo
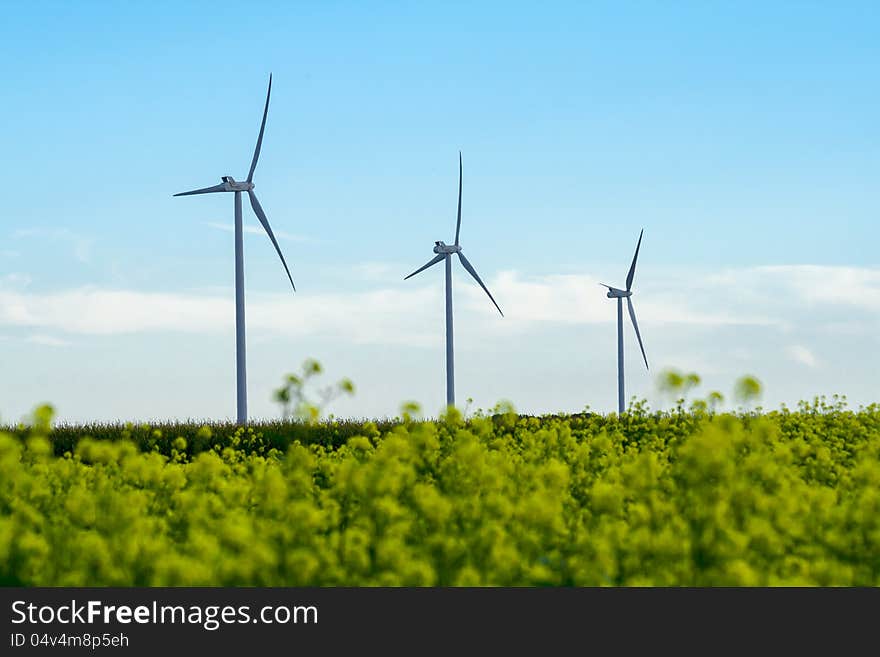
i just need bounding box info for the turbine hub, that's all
[433,241,462,254]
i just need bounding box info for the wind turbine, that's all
[601,229,649,414]
[404,153,503,408]
[174,74,294,424]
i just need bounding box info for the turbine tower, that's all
[174,74,294,424]
[601,229,649,414]
[404,153,503,408]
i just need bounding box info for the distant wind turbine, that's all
[174,74,294,424]
[600,229,649,414]
[404,153,503,408]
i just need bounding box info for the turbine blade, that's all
[454,152,463,246]
[626,296,648,370]
[625,228,644,291]
[457,252,503,316]
[174,183,227,196]
[247,74,272,183]
[247,190,295,291]
[404,253,445,280]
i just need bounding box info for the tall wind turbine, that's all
[404,153,503,408]
[601,229,649,414]
[174,74,294,424]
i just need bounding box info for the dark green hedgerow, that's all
[2,418,402,458]
[3,395,877,465]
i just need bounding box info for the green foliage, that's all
[2,397,879,586]
[658,368,686,394]
[735,375,763,406]
[399,401,422,424]
[707,391,725,411]
[273,359,355,423]
[657,369,702,411]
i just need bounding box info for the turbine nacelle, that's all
[433,241,462,255]
[221,176,255,192]
[605,286,631,299]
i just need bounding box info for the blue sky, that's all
[1,2,878,422]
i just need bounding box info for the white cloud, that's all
[202,221,311,243]
[787,344,817,368]
[26,334,70,347]
[0,271,772,344]
[0,288,231,335]
[0,285,440,346]
[0,273,31,288]
[13,228,94,263]
[488,271,779,328]
[352,262,400,280]
[709,265,880,312]
[0,263,880,340]
[1,264,871,345]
